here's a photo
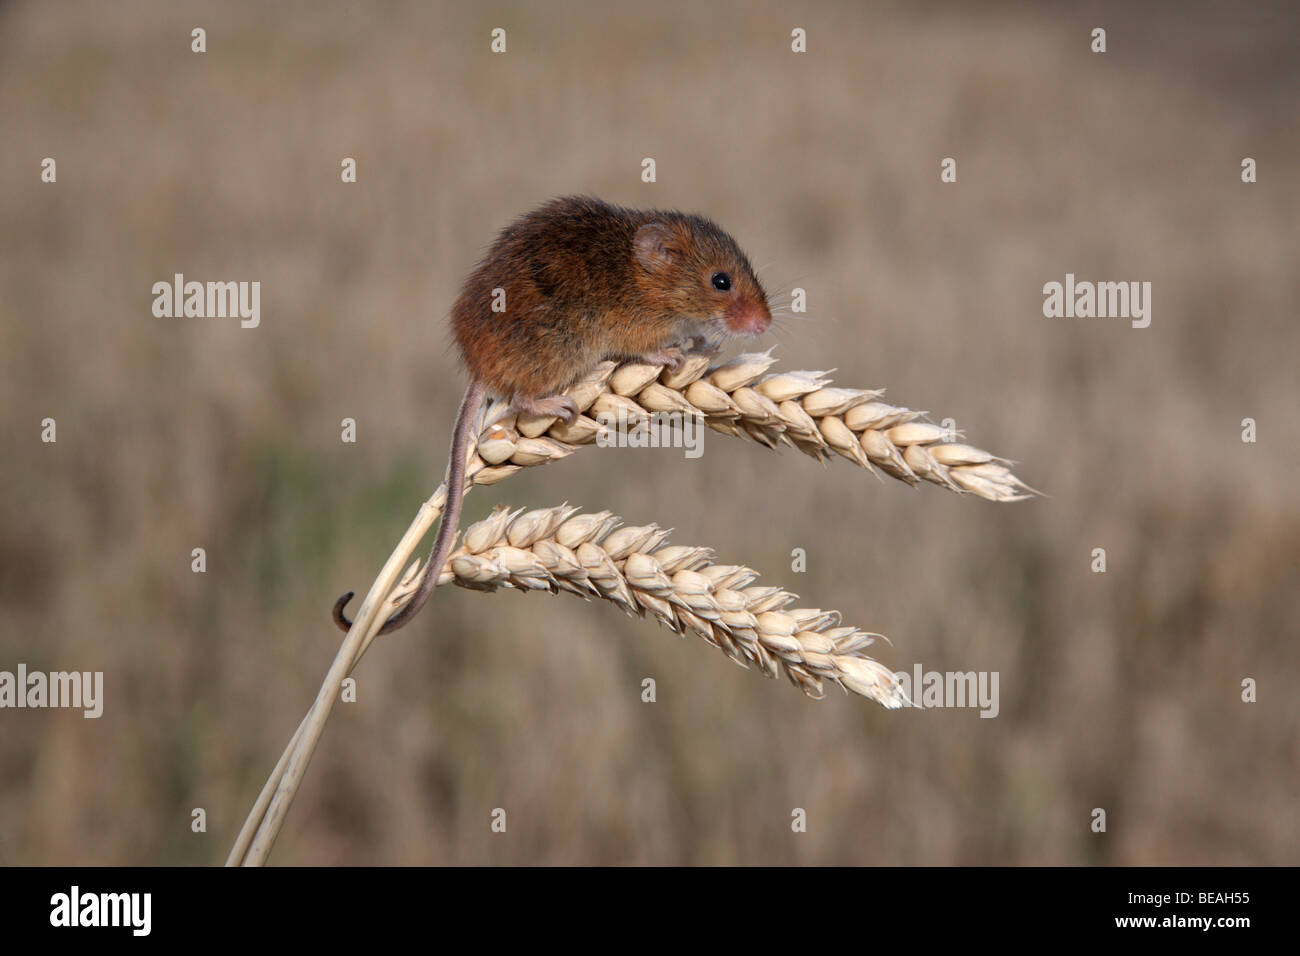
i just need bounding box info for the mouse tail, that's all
[332,377,488,635]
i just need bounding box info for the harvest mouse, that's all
[333,195,772,634]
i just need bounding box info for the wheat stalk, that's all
[228,493,446,866]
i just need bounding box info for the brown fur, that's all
[453,195,771,403]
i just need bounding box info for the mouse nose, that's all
[727,299,772,336]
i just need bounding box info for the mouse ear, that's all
[634,222,681,273]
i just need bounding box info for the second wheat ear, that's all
[382,502,911,706]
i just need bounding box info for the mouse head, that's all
[633,214,771,340]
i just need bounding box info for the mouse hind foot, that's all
[512,393,579,423]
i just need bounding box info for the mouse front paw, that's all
[685,333,721,355]
[641,347,686,371]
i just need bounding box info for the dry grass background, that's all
[1,0,1296,865]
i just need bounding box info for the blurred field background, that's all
[1,0,1296,865]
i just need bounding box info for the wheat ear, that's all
[467,347,1037,501]
[381,503,908,706]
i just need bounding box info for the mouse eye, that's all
[711,272,732,292]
